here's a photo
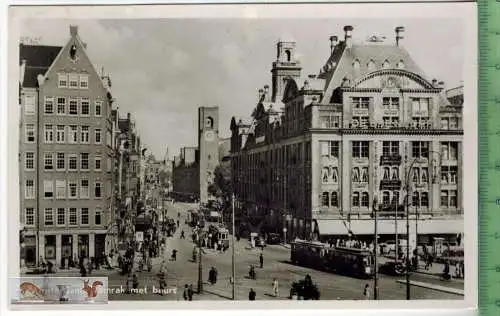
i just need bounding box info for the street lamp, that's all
[371,197,379,300]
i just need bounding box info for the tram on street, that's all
[290,239,375,279]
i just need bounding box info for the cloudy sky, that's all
[19,18,464,159]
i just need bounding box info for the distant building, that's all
[172,147,199,201]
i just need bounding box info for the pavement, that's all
[20,202,464,301]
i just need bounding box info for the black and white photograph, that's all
[7,2,477,308]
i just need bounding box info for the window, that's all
[44,208,54,226]
[44,124,53,143]
[352,116,369,127]
[450,190,458,207]
[68,181,77,198]
[352,97,370,109]
[25,152,34,170]
[69,74,78,88]
[69,208,77,226]
[382,141,399,156]
[56,208,65,226]
[81,126,89,143]
[322,167,329,183]
[412,192,419,207]
[441,142,459,160]
[352,167,360,182]
[331,192,338,207]
[411,98,429,115]
[65,126,76,145]
[421,168,428,183]
[382,60,390,68]
[95,208,102,225]
[56,152,65,170]
[95,101,102,116]
[24,95,36,114]
[25,179,35,199]
[412,167,420,183]
[56,125,65,143]
[56,180,66,199]
[81,97,90,115]
[361,192,369,207]
[391,167,399,180]
[44,152,54,170]
[382,191,390,205]
[57,97,66,115]
[25,208,34,226]
[80,179,89,198]
[94,182,102,198]
[383,97,400,110]
[421,192,429,207]
[44,97,54,114]
[329,141,339,158]
[441,166,458,184]
[58,73,68,88]
[322,115,339,128]
[79,74,89,89]
[412,141,429,158]
[95,128,102,144]
[68,154,78,171]
[352,141,369,158]
[69,97,78,115]
[441,118,449,130]
[397,60,405,69]
[383,167,390,180]
[80,153,89,170]
[361,167,368,182]
[352,192,360,207]
[25,124,35,143]
[449,117,459,129]
[322,192,329,206]
[392,191,399,205]
[81,208,89,225]
[382,116,400,127]
[95,156,102,171]
[440,190,448,207]
[331,167,338,183]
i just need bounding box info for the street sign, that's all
[135,231,144,242]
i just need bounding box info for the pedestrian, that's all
[272,278,279,297]
[455,261,461,278]
[249,288,256,301]
[259,252,264,269]
[363,284,371,300]
[132,274,139,291]
[183,284,189,300]
[188,284,194,301]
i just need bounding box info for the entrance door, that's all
[95,234,106,258]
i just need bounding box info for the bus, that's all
[290,240,374,279]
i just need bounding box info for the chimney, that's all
[329,35,338,53]
[438,81,445,89]
[395,26,405,47]
[127,112,131,121]
[432,78,438,87]
[343,25,354,48]
[258,88,264,100]
[70,25,78,37]
[264,85,270,101]
[20,60,27,85]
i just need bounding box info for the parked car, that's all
[267,233,281,245]
[379,261,406,276]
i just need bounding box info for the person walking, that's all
[188,284,194,301]
[272,278,279,297]
[363,284,371,300]
[249,288,256,301]
[259,252,264,269]
[183,284,189,300]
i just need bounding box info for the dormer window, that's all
[70,44,77,60]
[397,60,405,69]
[382,60,390,69]
[353,59,360,69]
[367,60,376,72]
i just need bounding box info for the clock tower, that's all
[198,106,219,204]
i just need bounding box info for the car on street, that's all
[379,260,406,276]
[267,233,281,245]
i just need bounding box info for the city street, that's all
[105,202,463,301]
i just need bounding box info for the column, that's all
[311,138,319,215]
[38,232,45,264]
[341,139,351,216]
[89,233,95,258]
[72,234,78,259]
[55,234,62,267]
[431,140,441,214]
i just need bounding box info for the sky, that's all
[19,18,464,160]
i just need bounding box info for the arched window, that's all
[382,191,390,205]
[352,192,360,207]
[383,167,390,180]
[205,116,214,129]
[421,167,428,183]
[382,60,390,69]
[367,59,376,72]
[332,167,338,183]
[352,167,360,182]
[361,192,369,207]
[353,59,360,69]
[412,192,420,207]
[322,167,329,183]
[412,167,420,183]
[391,167,399,180]
[331,192,338,207]
[322,192,329,206]
[285,50,291,62]
[397,60,405,69]
[361,167,368,182]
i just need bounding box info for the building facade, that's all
[230,26,463,249]
[19,26,114,267]
[172,147,200,201]
[198,107,220,204]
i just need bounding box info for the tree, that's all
[207,163,233,217]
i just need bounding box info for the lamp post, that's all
[197,235,203,294]
[232,193,236,300]
[372,197,379,300]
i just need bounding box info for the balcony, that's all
[379,179,402,190]
[380,154,402,165]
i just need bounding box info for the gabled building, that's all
[230,26,463,249]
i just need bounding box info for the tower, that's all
[271,40,302,102]
[198,107,219,204]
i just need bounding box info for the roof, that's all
[19,44,62,88]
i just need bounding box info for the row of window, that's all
[25,152,109,172]
[319,190,458,208]
[322,116,459,130]
[24,124,104,145]
[24,207,103,227]
[25,179,104,199]
[43,96,102,116]
[351,97,430,114]
[320,141,459,160]
[58,73,89,89]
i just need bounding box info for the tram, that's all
[290,239,375,279]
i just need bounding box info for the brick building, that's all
[230,26,463,248]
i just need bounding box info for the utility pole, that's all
[197,236,203,294]
[232,193,236,300]
[373,197,379,300]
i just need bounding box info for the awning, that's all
[316,219,463,236]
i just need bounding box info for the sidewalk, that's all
[379,256,464,282]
